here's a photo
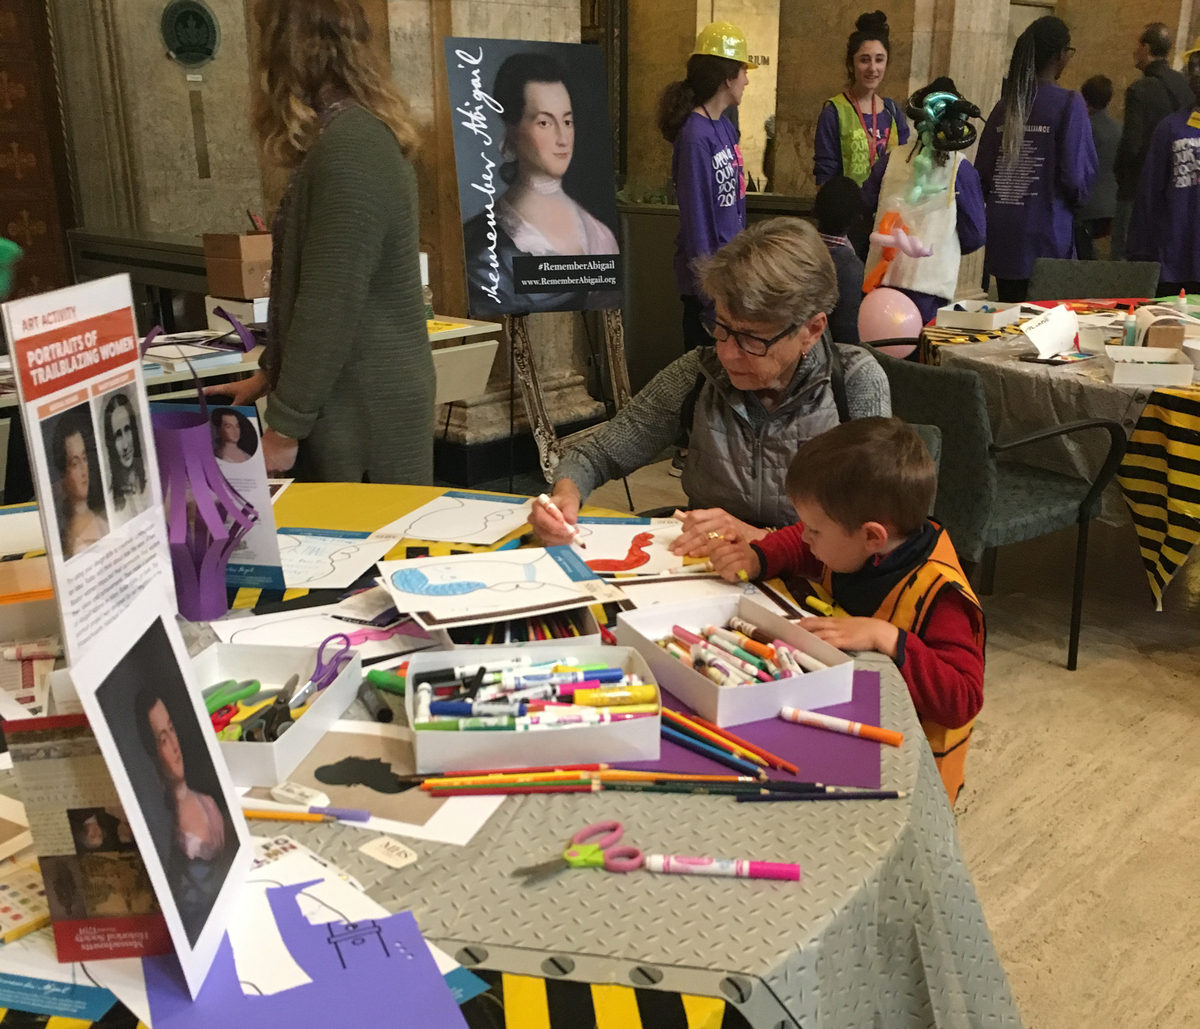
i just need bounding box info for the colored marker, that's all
[779,706,904,747]
[414,716,516,731]
[365,668,406,695]
[357,681,394,723]
[570,684,658,707]
[642,854,801,882]
[536,493,586,547]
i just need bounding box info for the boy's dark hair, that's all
[814,175,863,236]
[1080,74,1113,110]
[785,416,935,536]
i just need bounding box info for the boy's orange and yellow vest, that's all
[820,525,985,804]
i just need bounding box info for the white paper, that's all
[1,275,174,661]
[210,606,436,663]
[1023,303,1079,358]
[372,490,532,545]
[278,531,400,589]
[0,505,45,556]
[573,517,688,575]
[377,546,601,630]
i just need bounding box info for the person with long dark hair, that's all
[975,16,1096,302]
[101,392,150,521]
[657,21,752,354]
[204,0,433,485]
[50,408,109,558]
[135,684,228,942]
[814,11,910,190]
[463,51,618,314]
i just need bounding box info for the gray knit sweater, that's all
[265,106,434,484]
[555,341,890,528]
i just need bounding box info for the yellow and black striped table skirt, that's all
[1118,385,1200,609]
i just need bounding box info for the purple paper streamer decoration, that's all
[143,327,257,620]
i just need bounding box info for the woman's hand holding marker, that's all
[530,483,585,548]
[708,539,760,583]
[669,508,767,558]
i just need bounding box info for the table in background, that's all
[262,483,1022,1029]
[920,333,1200,603]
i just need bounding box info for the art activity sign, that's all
[445,38,622,316]
[2,275,173,659]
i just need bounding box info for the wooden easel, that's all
[505,308,632,483]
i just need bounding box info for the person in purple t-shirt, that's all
[1126,38,1200,295]
[976,16,1097,302]
[658,21,752,355]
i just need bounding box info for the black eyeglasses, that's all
[702,317,797,356]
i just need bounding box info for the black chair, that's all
[1028,258,1161,301]
[867,347,1126,670]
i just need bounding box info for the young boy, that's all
[708,417,984,803]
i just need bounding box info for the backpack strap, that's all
[826,335,850,422]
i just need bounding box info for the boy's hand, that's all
[669,508,767,558]
[801,616,900,659]
[708,539,760,583]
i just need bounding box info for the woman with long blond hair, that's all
[208,0,434,484]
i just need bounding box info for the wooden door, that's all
[0,0,73,301]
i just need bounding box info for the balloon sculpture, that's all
[858,287,924,357]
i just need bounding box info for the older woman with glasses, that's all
[529,217,890,554]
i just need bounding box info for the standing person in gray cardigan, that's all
[208,0,434,484]
[528,217,890,556]
[1074,75,1121,261]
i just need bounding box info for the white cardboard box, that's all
[434,605,601,649]
[1106,345,1196,387]
[205,294,269,330]
[616,596,853,727]
[405,644,660,773]
[935,300,1022,331]
[194,642,361,787]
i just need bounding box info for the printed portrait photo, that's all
[447,38,622,316]
[40,402,111,560]
[93,386,153,527]
[210,407,259,464]
[95,617,237,947]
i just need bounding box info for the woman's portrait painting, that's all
[40,403,110,560]
[94,616,243,948]
[94,387,153,527]
[447,38,622,316]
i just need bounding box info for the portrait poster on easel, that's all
[445,37,622,316]
[0,274,173,660]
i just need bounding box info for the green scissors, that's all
[204,679,261,716]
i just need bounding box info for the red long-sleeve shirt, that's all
[753,523,984,729]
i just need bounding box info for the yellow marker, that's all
[571,684,659,707]
[805,595,834,617]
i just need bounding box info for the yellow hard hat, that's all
[691,21,755,68]
[1183,35,1200,62]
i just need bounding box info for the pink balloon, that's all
[858,287,924,345]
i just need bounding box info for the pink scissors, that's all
[513,820,644,884]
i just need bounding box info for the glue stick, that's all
[1123,306,1137,346]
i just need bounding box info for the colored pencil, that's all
[424,782,599,797]
[441,762,606,777]
[736,790,906,802]
[661,708,768,767]
[660,724,764,777]
[241,809,336,823]
[688,714,800,775]
[421,770,593,789]
[598,770,752,783]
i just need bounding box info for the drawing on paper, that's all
[378,492,532,546]
[572,518,687,576]
[277,533,397,590]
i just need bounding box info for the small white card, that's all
[359,836,418,871]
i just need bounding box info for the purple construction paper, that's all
[617,670,884,789]
[143,881,466,1028]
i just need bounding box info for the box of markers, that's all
[433,604,601,650]
[616,596,853,727]
[404,645,660,773]
[193,643,362,787]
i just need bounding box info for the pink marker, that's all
[671,625,705,647]
[643,854,801,882]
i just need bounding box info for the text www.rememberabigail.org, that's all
[517,256,619,291]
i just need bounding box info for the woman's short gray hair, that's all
[696,216,838,327]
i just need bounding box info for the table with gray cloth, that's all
[272,651,1022,1029]
[935,338,1155,524]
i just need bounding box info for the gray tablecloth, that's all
[937,339,1152,525]
[279,652,1023,1029]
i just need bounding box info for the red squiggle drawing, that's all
[586,531,655,573]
